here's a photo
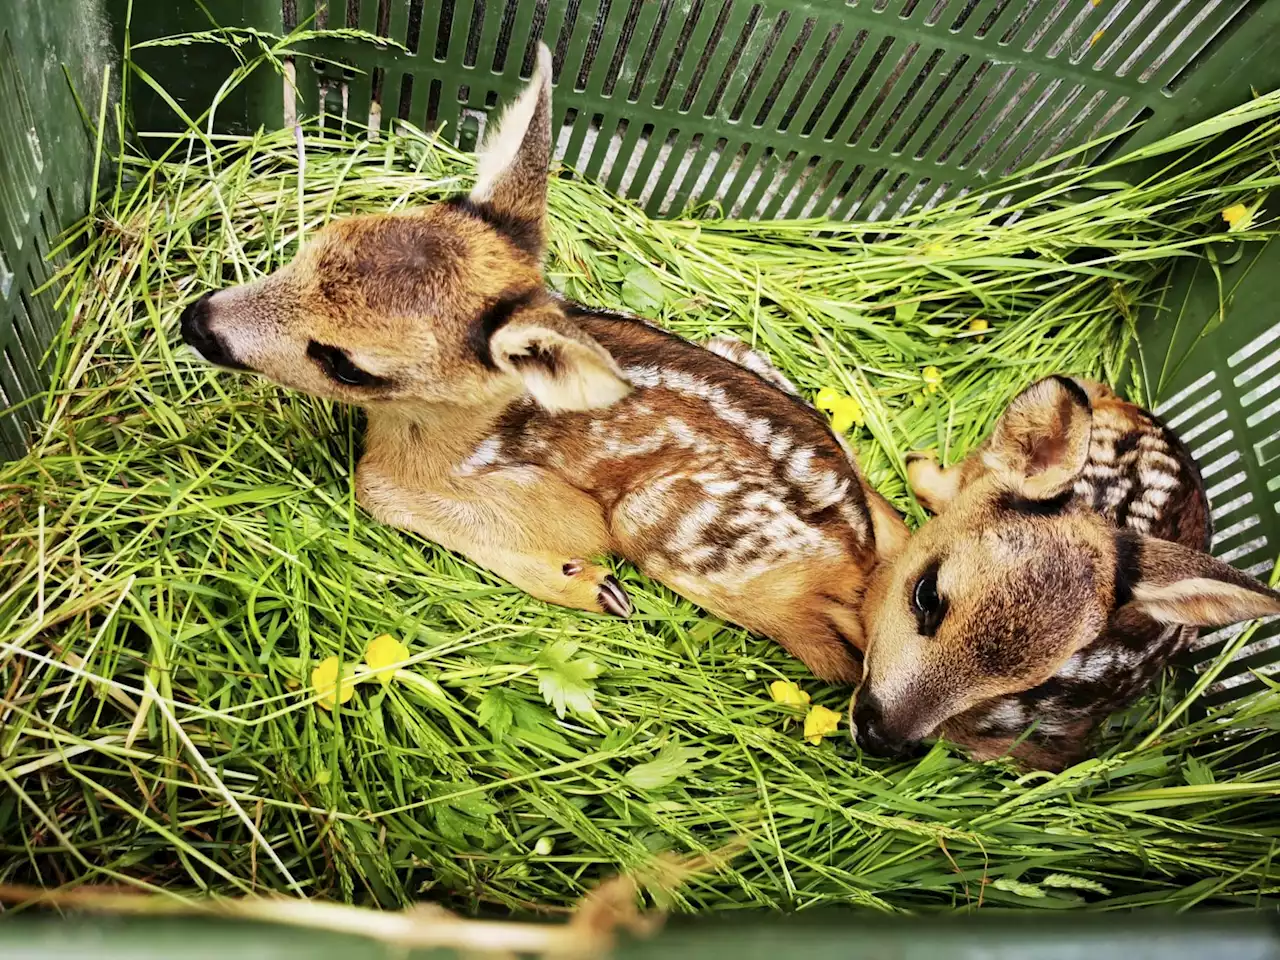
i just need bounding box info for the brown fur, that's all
[180,46,905,684]
[856,376,1280,769]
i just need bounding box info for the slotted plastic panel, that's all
[289,0,1269,220]
[0,3,106,458]
[1139,239,1280,706]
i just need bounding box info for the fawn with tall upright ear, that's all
[855,375,1280,769]
[179,45,908,683]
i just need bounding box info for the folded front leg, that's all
[357,463,629,616]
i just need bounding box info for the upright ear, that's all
[1119,531,1280,627]
[490,307,631,414]
[470,43,554,258]
[982,375,1092,500]
[866,487,910,562]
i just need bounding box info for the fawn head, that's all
[181,45,630,416]
[855,376,1280,758]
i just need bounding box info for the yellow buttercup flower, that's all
[311,656,356,711]
[815,386,842,411]
[365,634,410,684]
[830,396,864,433]
[922,365,943,393]
[968,318,989,341]
[815,387,864,433]
[804,704,842,745]
[1222,203,1251,231]
[768,679,810,709]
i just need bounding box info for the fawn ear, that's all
[490,307,631,413]
[469,43,554,258]
[1119,532,1280,627]
[983,376,1092,500]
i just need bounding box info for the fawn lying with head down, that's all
[854,376,1280,769]
[180,46,907,683]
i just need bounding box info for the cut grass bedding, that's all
[2,45,1280,912]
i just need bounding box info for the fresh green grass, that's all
[1,38,1280,913]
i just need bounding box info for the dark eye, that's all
[911,563,947,636]
[306,341,389,388]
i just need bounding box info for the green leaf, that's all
[509,698,570,750]
[819,302,921,357]
[477,687,514,742]
[622,263,666,313]
[536,640,603,720]
[431,783,498,846]
[1183,755,1216,786]
[433,804,470,845]
[623,742,707,791]
[894,298,920,324]
[593,256,625,283]
[687,618,722,647]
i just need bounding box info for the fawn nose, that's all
[181,293,247,370]
[852,690,911,758]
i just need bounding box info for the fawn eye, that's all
[911,564,947,636]
[307,341,390,388]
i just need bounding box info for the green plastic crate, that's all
[5,911,1280,959]
[0,2,113,457]
[3,0,1279,699]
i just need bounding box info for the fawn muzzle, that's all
[181,292,248,371]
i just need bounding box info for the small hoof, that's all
[597,575,633,618]
[904,451,933,465]
[563,560,583,577]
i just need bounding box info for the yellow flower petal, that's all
[831,409,854,433]
[311,656,356,711]
[968,318,989,340]
[814,386,842,412]
[1222,203,1250,231]
[365,634,410,684]
[768,680,810,709]
[833,395,863,420]
[922,365,942,386]
[804,705,842,745]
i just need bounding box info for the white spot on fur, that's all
[625,364,662,388]
[664,416,704,450]
[787,447,815,481]
[704,335,800,395]
[806,472,850,510]
[987,700,1027,726]
[1137,466,1179,490]
[457,436,504,474]
[769,433,794,460]
[703,478,741,496]
[671,499,721,551]
[1141,487,1172,508]
[616,473,680,527]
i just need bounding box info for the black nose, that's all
[180,293,247,370]
[852,690,910,758]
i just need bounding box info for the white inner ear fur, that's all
[471,44,553,203]
[490,323,631,414]
[1131,577,1280,627]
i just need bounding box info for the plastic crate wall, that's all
[0,1,112,459]
[283,0,1272,221]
